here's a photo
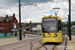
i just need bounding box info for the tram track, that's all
[34,43,58,50]
[0,38,41,50]
[34,41,46,50]
[52,45,57,50]
[38,40,48,50]
[0,36,67,50]
[13,39,41,50]
[34,40,59,50]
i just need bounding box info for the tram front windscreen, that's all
[42,18,57,33]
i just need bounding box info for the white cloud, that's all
[0,0,75,23]
[63,1,68,9]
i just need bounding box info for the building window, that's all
[0,27,4,30]
[12,26,13,28]
[13,23,16,28]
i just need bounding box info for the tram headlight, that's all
[43,34,46,37]
[54,34,57,37]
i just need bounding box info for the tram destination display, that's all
[43,18,56,21]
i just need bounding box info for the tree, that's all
[62,22,67,27]
[71,21,75,26]
[25,23,30,26]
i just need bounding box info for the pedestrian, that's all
[24,34,25,38]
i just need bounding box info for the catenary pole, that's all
[68,0,71,40]
[19,0,22,40]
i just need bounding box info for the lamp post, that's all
[68,0,71,40]
[53,8,60,16]
[19,0,22,40]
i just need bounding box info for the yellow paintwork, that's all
[42,31,62,43]
[17,32,24,34]
[42,15,61,20]
[42,15,63,43]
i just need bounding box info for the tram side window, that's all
[42,23,44,32]
[58,21,61,31]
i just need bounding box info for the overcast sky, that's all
[0,0,75,23]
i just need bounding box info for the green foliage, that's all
[61,22,67,27]
[0,36,16,38]
[71,21,75,26]
[25,23,30,26]
[61,21,75,27]
[71,30,75,33]
[25,23,41,27]
[64,24,67,27]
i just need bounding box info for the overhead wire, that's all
[30,0,46,15]
[21,0,58,16]
[34,5,46,14]
[48,2,55,15]
[53,1,68,21]
[34,6,43,15]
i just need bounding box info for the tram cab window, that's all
[42,18,57,33]
[58,21,61,31]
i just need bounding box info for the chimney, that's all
[13,13,15,17]
[6,15,8,18]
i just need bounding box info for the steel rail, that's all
[0,38,41,50]
[13,39,41,50]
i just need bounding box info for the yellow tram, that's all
[41,15,65,43]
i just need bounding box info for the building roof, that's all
[0,17,6,21]
[0,16,13,22]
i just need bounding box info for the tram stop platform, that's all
[67,36,75,50]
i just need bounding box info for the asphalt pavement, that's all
[0,34,41,46]
[0,34,75,50]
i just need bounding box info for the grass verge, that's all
[0,36,17,38]
[71,30,75,33]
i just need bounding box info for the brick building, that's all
[0,14,19,33]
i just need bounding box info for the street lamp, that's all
[53,7,60,16]
[68,0,71,40]
[19,0,22,40]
